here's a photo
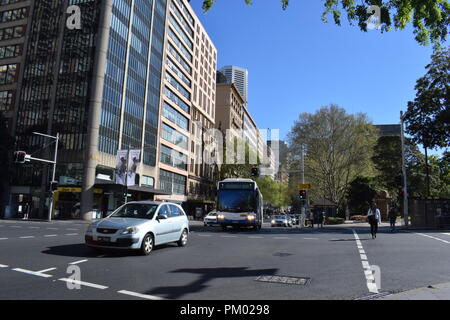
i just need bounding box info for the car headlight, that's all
[247,215,255,221]
[271,220,276,224]
[218,214,225,220]
[121,226,139,235]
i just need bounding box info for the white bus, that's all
[216,178,263,230]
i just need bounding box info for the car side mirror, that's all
[157,214,168,221]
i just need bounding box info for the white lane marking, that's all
[47,228,58,230]
[66,228,79,231]
[0,264,8,268]
[44,234,57,237]
[12,268,53,278]
[303,237,319,240]
[441,233,450,236]
[197,234,212,237]
[415,232,450,244]
[20,236,35,239]
[64,233,79,236]
[58,278,108,289]
[221,235,237,238]
[248,236,263,239]
[69,259,88,265]
[0,238,8,240]
[118,290,166,300]
[29,227,40,229]
[352,229,379,294]
[36,268,56,273]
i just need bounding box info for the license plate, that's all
[98,236,110,242]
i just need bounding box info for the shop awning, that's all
[94,179,171,196]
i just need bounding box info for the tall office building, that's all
[3,0,217,220]
[0,0,31,135]
[219,65,248,106]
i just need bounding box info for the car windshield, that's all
[110,203,158,219]
[274,215,286,219]
[208,212,216,216]
[218,190,256,213]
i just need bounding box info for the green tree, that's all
[288,105,378,215]
[346,176,378,215]
[404,47,450,150]
[201,0,450,46]
[254,176,290,208]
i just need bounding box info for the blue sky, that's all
[189,0,436,143]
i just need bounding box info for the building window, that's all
[141,175,155,188]
[0,64,17,85]
[161,123,188,150]
[165,71,190,100]
[163,102,189,131]
[159,169,186,195]
[0,25,25,41]
[0,44,22,59]
[0,7,28,23]
[0,90,13,111]
[160,144,187,170]
[164,86,190,113]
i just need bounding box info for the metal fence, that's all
[409,198,450,229]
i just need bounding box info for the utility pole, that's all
[300,144,306,216]
[400,111,409,227]
[32,132,59,222]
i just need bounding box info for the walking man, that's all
[388,203,397,232]
[367,203,381,239]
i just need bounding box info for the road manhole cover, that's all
[255,275,311,286]
[273,252,293,257]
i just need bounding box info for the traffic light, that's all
[14,151,29,163]
[251,167,259,177]
[299,190,307,200]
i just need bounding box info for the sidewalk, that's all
[1,218,91,225]
[379,282,450,300]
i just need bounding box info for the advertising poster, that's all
[115,149,128,185]
[127,149,141,186]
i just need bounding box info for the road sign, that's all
[298,184,311,189]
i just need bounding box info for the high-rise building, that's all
[219,65,248,106]
[0,0,31,135]
[215,83,244,141]
[3,0,217,220]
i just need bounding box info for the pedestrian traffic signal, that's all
[14,151,30,163]
[299,190,307,200]
[251,167,259,177]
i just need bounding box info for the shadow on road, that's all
[145,267,278,300]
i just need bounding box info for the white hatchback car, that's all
[85,201,189,255]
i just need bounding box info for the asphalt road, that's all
[1,219,450,300]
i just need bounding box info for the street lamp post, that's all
[400,112,409,227]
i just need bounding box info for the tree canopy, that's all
[404,47,450,150]
[200,0,450,46]
[288,104,378,213]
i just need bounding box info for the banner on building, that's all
[127,149,141,186]
[115,150,128,185]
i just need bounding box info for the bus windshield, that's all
[218,189,257,213]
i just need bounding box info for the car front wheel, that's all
[140,234,154,256]
[177,229,188,247]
